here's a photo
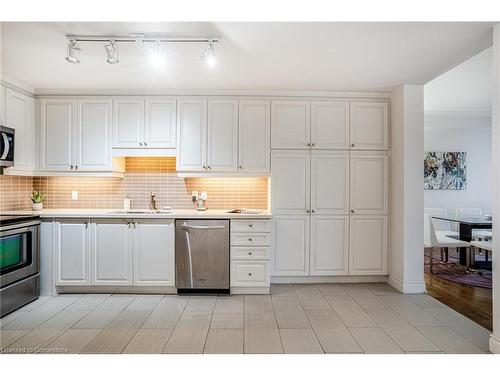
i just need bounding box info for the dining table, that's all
[432,215,492,267]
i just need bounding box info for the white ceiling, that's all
[424,47,492,114]
[0,22,495,92]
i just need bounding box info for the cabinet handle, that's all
[139,142,143,146]
[128,222,131,228]
[203,165,206,169]
[85,221,88,229]
[75,165,78,170]
[70,165,74,170]
[144,142,147,146]
[208,166,211,170]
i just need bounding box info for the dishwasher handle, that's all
[180,224,226,230]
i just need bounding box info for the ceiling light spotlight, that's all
[105,40,119,64]
[203,40,217,68]
[65,40,81,64]
[150,42,166,70]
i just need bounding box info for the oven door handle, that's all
[180,224,226,230]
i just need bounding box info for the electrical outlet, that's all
[71,191,78,200]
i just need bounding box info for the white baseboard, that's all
[271,275,388,284]
[388,275,426,294]
[489,334,500,354]
[56,286,177,294]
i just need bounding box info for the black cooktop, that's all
[0,214,40,226]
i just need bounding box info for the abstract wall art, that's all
[424,151,467,190]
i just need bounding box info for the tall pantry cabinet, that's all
[271,99,389,277]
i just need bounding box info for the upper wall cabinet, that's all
[112,98,145,148]
[238,100,270,173]
[350,101,389,150]
[271,100,311,149]
[310,100,349,149]
[145,98,176,148]
[207,100,238,172]
[4,88,36,172]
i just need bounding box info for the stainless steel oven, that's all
[0,125,15,168]
[0,215,40,317]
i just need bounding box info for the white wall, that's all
[424,116,492,216]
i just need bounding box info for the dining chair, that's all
[424,214,471,273]
[424,208,459,239]
[469,240,493,266]
[456,208,492,242]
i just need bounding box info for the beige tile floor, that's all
[0,283,491,354]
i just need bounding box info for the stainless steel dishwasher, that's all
[175,219,229,292]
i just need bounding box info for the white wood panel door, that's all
[133,220,175,286]
[349,101,389,150]
[207,99,238,172]
[5,88,35,171]
[92,221,132,285]
[271,215,310,276]
[311,151,349,214]
[238,99,270,172]
[349,215,388,275]
[112,98,144,148]
[40,99,75,171]
[145,97,176,148]
[54,221,89,286]
[271,151,310,214]
[310,215,349,275]
[350,151,388,215]
[311,100,349,149]
[76,99,112,171]
[271,100,311,149]
[176,99,207,171]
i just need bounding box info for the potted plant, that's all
[30,190,46,211]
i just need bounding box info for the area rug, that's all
[424,252,492,289]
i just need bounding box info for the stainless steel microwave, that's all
[0,125,15,167]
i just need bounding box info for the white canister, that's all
[123,198,131,211]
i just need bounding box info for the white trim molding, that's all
[489,334,500,354]
[271,275,388,284]
[388,275,427,294]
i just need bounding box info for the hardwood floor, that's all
[0,283,492,354]
[424,273,493,331]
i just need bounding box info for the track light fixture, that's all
[105,40,119,64]
[65,39,81,64]
[150,41,166,70]
[203,40,217,68]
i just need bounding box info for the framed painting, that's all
[424,151,467,190]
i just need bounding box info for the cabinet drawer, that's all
[231,247,270,260]
[231,219,271,233]
[231,233,271,246]
[230,261,270,287]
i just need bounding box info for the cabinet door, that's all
[350,152,388,215]
[92,221,132,285]
[238,99,270,172]
[271,215,309,276]
[112,98,144,148]
[207,99,238,171]
[5,88,36,171]
[349,215,387,275]
[271,100,310,149]
[54,221,89,285]
[350,101,389,150]
[271,151,310,214]
[40,99,75,171]
[311,100,349,149]
[133,221,175,286]
[176,99,207,171]
[311,151,349,214]
[76,99,112,171]
[145,97,176,148]
[310,215,348,275]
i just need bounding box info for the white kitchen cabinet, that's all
[350,101,389,150]
[310,215,349,275]
[311,100,349,149]
[54,221,90,286]
[238,99,270,172]
[0,86,5,124]
[40,99,75,171]
[4,88,36,172]
[76,99,112,171]
[271,215,310,276]
[230,261,270,287]
[92,221,133,285]
[311,151,349,214]
[207,99,238,171]
[271,100,311,149]
[133,220,175,286]
[350,151,388,215]
[112,98,144,148]
[271,151,310,214]
[349,215,387,275]
[145,97,176,148]
[177,99,208,171]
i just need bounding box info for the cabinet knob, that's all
[203,165,206,169]
[248,238,252,242]
[144,142,147,146]
[248,252,253,256]
[248,273,252,276]
[75,165,78,170]
[248,224,253,228]
[139,142,143,146]
[238,165,242,169]
[312,209,315,213]
[70,165,73,170]
[351,210,354,213]
[306,209,310,214]
[208,166,212,170]
[307,143,311,147]
[311,142,315,147]
[351,144,355,147]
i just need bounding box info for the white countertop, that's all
[3,208,272,219]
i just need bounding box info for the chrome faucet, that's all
[149,192,157,211]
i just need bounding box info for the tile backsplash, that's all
[1,157,268,210]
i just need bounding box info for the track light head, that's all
[150,42,166,70]
[65,40,81,64]
[203,40,217,68]
[105,40,119,64]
